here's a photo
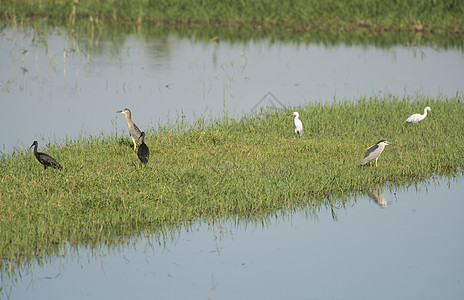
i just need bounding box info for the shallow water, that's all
[1,27,464,153]
[3,177,463,300]
[2,26,464,299]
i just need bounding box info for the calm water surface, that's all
[1,27,463,153]
[1,27,464,299]
[3,177,463,300]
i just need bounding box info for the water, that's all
[1,26,464,299]
[3,177,463,300]
[1,27,464,153]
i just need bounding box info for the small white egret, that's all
[288,112,303,137]
[405,106,432,123]
[360,140,393,167]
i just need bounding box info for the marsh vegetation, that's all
[2,0,463,36]
[1,2,464,296]
[1,96,463,267]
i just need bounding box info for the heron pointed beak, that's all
[116,110,122,113]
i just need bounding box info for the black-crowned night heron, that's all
[288,111,303,137]
[117,108,142,151]
[30,141,62,170]
[137,132,149,164]
[405,106,431,123]
[360,140,393,167]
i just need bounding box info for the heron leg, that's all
[375,158,378,168]
[131,137,137,151]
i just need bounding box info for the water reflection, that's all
[367,186,388,207]
[2,176,463,299]
[1,25,464,154]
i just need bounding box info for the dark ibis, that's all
[30,141,62,170]
[137,132,149,164]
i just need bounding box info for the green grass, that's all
[1,0,463,36]
[1,95,464,270]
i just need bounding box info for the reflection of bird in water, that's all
[137,132,149,164]
[117,108,142,151]
[367,188,387,207]
[30,141,62,170]
[288,111,303,137]
[406,106,431,123]
[360,140,393,167]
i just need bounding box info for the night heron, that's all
[117,108,142,151]
[289,111,303,137]
[30,141,62,170]
[406,106,432,123]
[137,132,149,164]
[360,140,393,167]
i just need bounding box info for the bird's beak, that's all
[388,142,394,145]
[30,144,34,149]
[116,110,122,113]
[288,113,293,116]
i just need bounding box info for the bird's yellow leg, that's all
[375,159,378,168]
[131,137,137,151]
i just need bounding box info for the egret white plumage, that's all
[289,112,303,137]
[360,140,393,167]
[405,106,432,123]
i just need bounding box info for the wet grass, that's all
[1,95,464,266]
[1,0,463,36]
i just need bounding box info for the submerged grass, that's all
[1,95,464,266]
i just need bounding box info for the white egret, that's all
[289,112,303,137]
[405,106,432,123]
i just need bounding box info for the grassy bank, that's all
[1,0,463,36]
[1,95,464,264]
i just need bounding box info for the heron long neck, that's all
[125,114,134,126]
[423,108,428,117]
[33,143,38,155]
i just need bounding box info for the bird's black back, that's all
[363,144,379,159]
[36,152,62,170]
